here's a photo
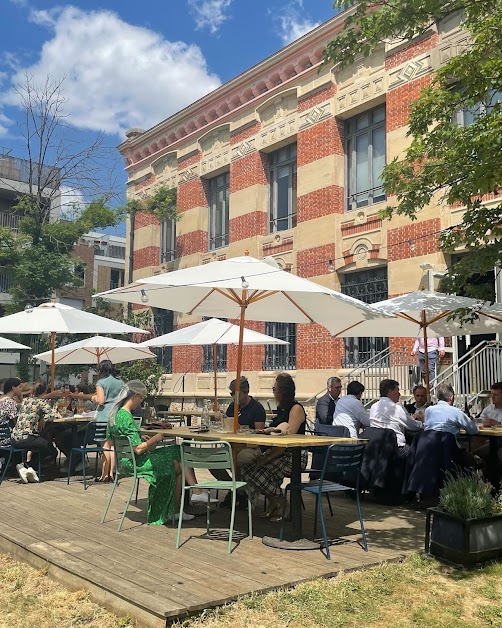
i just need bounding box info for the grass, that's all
[175,554,502,628]
[0,553,135,628]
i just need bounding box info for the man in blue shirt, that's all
[424,383,479,467]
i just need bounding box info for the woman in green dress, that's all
[107,380,193,525]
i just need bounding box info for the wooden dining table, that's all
[141,425,365,550]
[470,426,502,488]
[155,409,277,426]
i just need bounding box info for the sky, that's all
[0,0,337,235]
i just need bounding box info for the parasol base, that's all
[262,536,320,551]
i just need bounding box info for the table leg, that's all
[262,448,319,551]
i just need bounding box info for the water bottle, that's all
[201,401,210,430]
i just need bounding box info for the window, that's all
[346,105,386,211]
[160,218,176,262]
[263,322,296,370]
[208,172,229,250]
[153,308,173,371]
[453,88,502,127]
[110,268,124,290]
[341,267,388,367]
[269,144,297,232]
[202,318,227,372]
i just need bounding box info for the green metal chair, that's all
[101,435,138,532]
[176,440,253,554]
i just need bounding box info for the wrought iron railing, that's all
[0,154,61,188]
[0,269,13,294]
[202,352,227,373]
[262,354,297,371]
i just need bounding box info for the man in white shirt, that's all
[332,380,370,438]
[369,379,423,457]
[479,382,502,427]
[411,336,445,386]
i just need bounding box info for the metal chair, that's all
[0,425,28,485]
[280,443,368,559]
[101,435,139,531]
[176,440,253,554]
[67,422,111,489]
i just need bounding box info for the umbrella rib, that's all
[248,290,278,304]
[396,312,421,325]
[332,321,364,338]
[281,293,315,323]
[476,311,502,324]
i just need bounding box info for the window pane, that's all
[263,322,296,370]
[372,125,386,202]
[373,106,386,123]
[208,172,229,249]
[355,133,369,207]
[356,113,369,130]
[269,144,296,232]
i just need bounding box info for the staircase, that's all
[433,341,502,413]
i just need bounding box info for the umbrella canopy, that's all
[335,291,502,395]
[0,301,149,390]
[34,336,156,366]
[0,337,30,351]
[97,255,389,430]
[140,318,288,410]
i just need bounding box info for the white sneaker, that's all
[191,492,219,504]
[16,463,29,484]
[174,511,195,522]
[25,467,40,483]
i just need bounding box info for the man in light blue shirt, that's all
[424,384,479,445]
[332,380,370,438]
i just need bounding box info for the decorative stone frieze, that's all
[388,53,433,90]
[257,115,297,149]
[231,138,256,161]
[178,165,199,184]
[299,101,332,129]
[257,91,298,127]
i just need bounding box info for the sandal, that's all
[95,476,113,483]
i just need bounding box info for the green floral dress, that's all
[107,408,181,525]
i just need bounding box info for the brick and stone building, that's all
[118,9,501,400]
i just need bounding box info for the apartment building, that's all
[119,10,500,399]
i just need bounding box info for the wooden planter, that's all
[425,507,502,568]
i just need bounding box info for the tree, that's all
[324,0,502,300]
[0,75,121,311]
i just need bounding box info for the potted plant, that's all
[425,471,502,567]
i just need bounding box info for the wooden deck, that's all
[0,472,425,627]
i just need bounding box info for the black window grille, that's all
[202,318,227,371]
[346,105,386,211]
[160,218,176,263]
[268,143,297,232]
[153,308,173,371]
[263,322,296,370]
[341,267,388,367]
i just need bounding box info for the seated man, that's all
[478,382,502,427]
[315,376,342,426]
[369,379,423,458]
[332,380,369,438]
[404,384,428,418]
[424,383,479,466]
[217,376,266,509]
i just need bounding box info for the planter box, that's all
[425,507,502,568]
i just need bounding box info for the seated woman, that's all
[11,382,60,481]
[241,372,307,521]
[107,380,194,525]
[0,378,22,456]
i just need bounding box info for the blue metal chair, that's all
[0,425,28,485]
[280,443,368,559]
[67,422,111,489]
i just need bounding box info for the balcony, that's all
[0,212,22,231]
[94,245,126,260]
[0,268,13,294]
[0,152,61,189]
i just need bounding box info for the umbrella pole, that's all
[213,343,218,412]
[422,310,431,400]
[50,332,56,392]
[233,297,247,433]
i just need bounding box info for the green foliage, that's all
[438,470,497,519]
[116,360,165,396]
[15,361,30,383]
[324,0,502,300]
[123,185,179,222]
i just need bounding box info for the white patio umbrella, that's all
[0,337,30,351]
[0,301,149,390]
[96,255,389,431]
[34,336,156,366]
[334,291,502,395]
[139,318,288,410]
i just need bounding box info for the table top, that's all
[53,416,95,423]
[474,426,502,437]
[141,426,364,448]
[157,409,277,419]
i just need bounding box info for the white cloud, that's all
[188,0,233,34]
[1,6,221,137]
[275,0,320,46]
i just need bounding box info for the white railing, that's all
[433,341,502,411]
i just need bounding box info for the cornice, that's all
[119,9,355,171]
